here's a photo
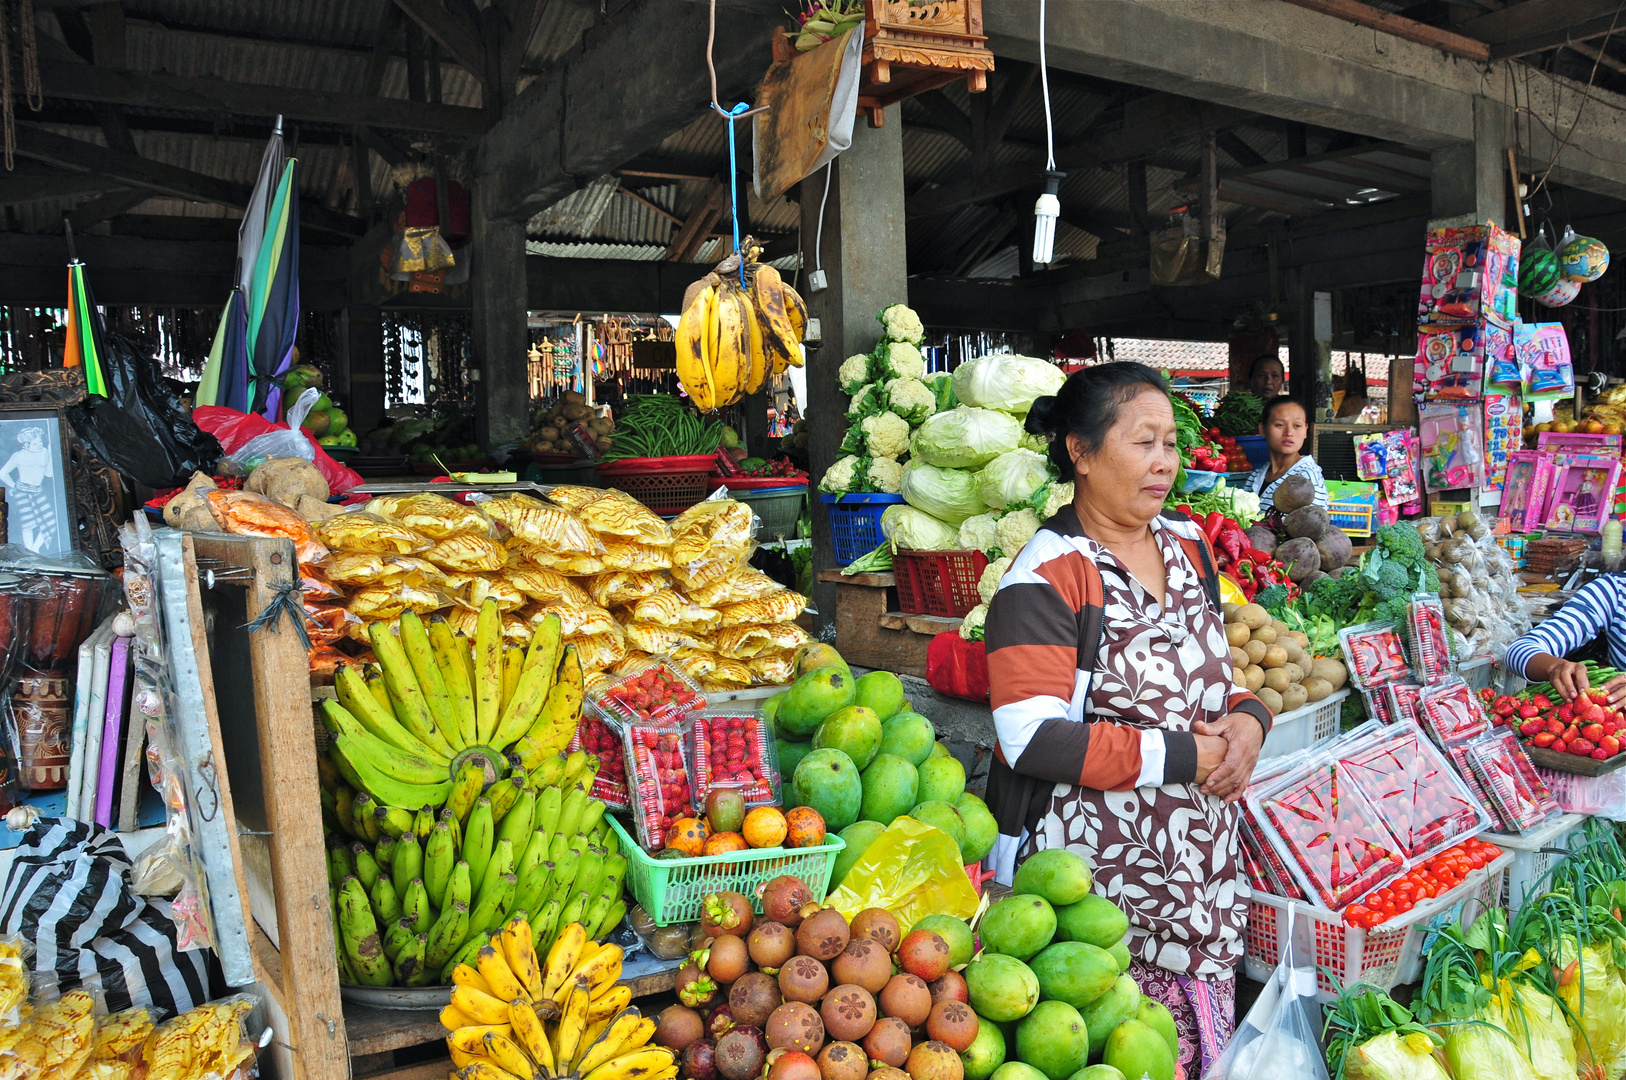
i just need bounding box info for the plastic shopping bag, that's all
[1202,901,1329,1080]
[193,387,362,494]
[825,815,978,934]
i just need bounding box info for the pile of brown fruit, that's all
[654,875,973,1080]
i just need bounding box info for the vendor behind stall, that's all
[1245,395,1328,513]
[1504,575,1626,705]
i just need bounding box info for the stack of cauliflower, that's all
[820,303,936,496]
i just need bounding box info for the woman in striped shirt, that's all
[1504,575,1626,704]
[983,363,1271,1074]
[1244,396,1329,513]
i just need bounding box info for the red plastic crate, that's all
[894,548,988,618]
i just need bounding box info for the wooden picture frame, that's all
[0,405,79,558]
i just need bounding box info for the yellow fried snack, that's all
[542,486,608,512]
[670,499,755,567]
[464,574,526,613]
[568,628,628,671]
[712,622,810,659]
[583,671,611,695]
[628,590,721,630]
[599,541,672,572]
[314,512,432,555]
[686,568,787,607]
[700,658,753,692]
[577,490,673,547]
[14,990,95,1080]
[482,496,603,553]
[143,997,255,1080]
[361,495,407,519]
[747,649,798,685]
[586,570,670,608]
[521,547,607,576]
[348,580,450,620]
[715,591,806,627]
[93,1009,154,1060]
[503,565,595,607]
[526,603,617,638]
[670,647,721,681]
[609,650,653,676]
[423,534,508,573]
[0,939,28,1021]
[624,623,714,653]
[390,493,495,540]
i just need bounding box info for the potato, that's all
[1244,640,1268,665]
[1262,645,1289,669]
[1250,625,1278,645]
[1282,644,1307,670]
[1230,646,1251,669]
[1286,631,1310,650]
[1257,686,1284,714]
[1244,665,1266,692]
[1301,676,1333,702]
[1309,658,1348,690]
[1280,684,1309,713]
[1233,666,1248,687]
[1222,601,1241,621]
[1272,619,1292,635]
[164,471,219,531]
[1237,603,1270,629]
[1226,622,1251,647]
[1263,668,1293,693]
[1282,662,1305,685]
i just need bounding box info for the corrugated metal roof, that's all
[529,173,620,236]
[527,240,667,261]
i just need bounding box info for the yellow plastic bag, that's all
[1343,1031,1451,1080]
[826,816,979,935]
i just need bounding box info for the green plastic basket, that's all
[608,816,845,926]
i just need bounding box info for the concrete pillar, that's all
[1431,98,1511,226]
[470,185,531,447]
[799,106,909,637]
[344,306,385,436]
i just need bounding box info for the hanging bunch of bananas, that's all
[676,237,807,412]
[441,920,670,1080]
[320,600,621,988]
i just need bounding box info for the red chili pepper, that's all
[1203,511,1226,544]
[1243,548,1273,564]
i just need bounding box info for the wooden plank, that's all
[355,1058,454,1080]
[816,569,896,586]
[833,583,930,679]
[902,613,964,635]
[1279,0,1491,60]
[666,180,728,261]
[1453,0,1621,58]
[392,0,487,83]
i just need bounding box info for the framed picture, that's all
[0,406,76,557]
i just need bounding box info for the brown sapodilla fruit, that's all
[749,922,797,970]
[861,1017,912,1068]
[895,930,951,983]
[848,908,901,954]
[766,1050,821,1080]
[904,1042,964,1080]
[760,876,815,928]
[926,971,968,1007]
[765,1002,826,1055]
[729,972,783,1028]
[655,1004,705,1052]
[816,1041,868,1080]
[778,955,831,1004]
[715,1027,767,1080]
[924,1001,977,1053]
[820,984,878,1043]
[708,934,751,985]
[830,938,891,995]
[878,975,932,1028]
[797,908,851,962]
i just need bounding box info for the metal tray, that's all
[339,983,453,1011]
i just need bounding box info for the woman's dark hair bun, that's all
[1025,395,1059,436]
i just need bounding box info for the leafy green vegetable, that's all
[1214,391,1264,436]
[602,394,723,460]
[841,543,893,575]
[1323,986,1440,1080]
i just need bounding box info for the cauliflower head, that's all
[838,353,874,396]
[861,411,911,459]
[885,377,937,424]
[959,512,1000,554]
[1041,481,1074,519]
[864,456,904,493]
[877,340,926,381]
[820,455,861,494]
[960,603,988,641]
[978,556,1012,604]
[879,303,925,345]
[996,507,1042,556]
[845,382,884,421]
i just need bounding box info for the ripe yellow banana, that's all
[450,1047,488,1072]
[580,1047,675,1080]
[458,1060,528,1080]
[483,1032,537,1080]
[781,278,808,367]
[447,1026,513,1055]
[750,265,800,375]
[574,1009,645,1075]
[453,965,495,997]
[567,943,623,1003]
[477,945,528,1005]
[441,1003,476,1031]
[711,283,749,409]
[452,984,514,1027]
[541,923,587,1001]
[551,983,591,1070]
[510,1000,556,1077]
[587,986,632,1023]
[500,917,544,1000]
[744,291,767,395]
[676,284,718,412]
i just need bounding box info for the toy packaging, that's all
[1543,454,1621,532]
[1482,393,1522,493]
[1417,221,1520,329]
[1415,321,1511,401]
[1419,402,1486,492]
[1498,450,1555,532]
[1516,322,1575,401]
[1535,431,1624,457]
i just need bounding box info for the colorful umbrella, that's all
[61,220,108,397]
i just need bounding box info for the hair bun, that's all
[1025,395,1059,436]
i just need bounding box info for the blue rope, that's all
[714,100,750,284]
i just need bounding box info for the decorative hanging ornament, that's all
[551,340,575,378]
[1560,233,1610,282]
[1534,277,1582,308]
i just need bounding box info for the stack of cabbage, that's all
[820,303,935,496]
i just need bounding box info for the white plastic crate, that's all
[1458,656,1492,691]
[1484,812,1586,916]
[1536,767,1626,821]
[1244,849,1510,1001]
[1259,689,1348,760]
[1397,847,1513,983]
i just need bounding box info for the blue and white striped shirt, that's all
[1245,455,1329,513]
[1504,574,1626,677]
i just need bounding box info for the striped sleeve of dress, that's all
[984,531,1200,791]
[1504,575,1626,677]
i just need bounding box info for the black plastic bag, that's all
[69,332,221,489]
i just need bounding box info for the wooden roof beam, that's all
[392,0,487,86]
[1454,0,1626,59]
[1278,0,1491,60]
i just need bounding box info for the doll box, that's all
[1498,450,1555,534]
[1417,222,1520,330]
[1543,454,1621,533]
[1535,432,1624,456]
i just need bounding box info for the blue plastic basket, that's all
[820,492,904,564]
[1236,435,1269,468]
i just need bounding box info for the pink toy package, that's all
[1516,322,1574,401]
[1536,431,1625,457]
[1482,393,1522,493]
[1382,432,1421,506]
[1417,222,1520,329]
[1498,450,1555,533]
[1544,453,1621,532]
[1419,402,1485,492]
[1416,322,1510,401]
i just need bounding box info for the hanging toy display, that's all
[1559,228,1610,282]
[1534,277,1582,308]
[1518,237,1563,297]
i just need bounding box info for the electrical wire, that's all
[812,162,832,274]
[1039,0,1055,171]
[1528,0,1625,200]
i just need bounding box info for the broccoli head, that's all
[1304,571,1368,624]
[1373,523,1425,566]
[1373,559,1412,601]
[1255,583,1291,616]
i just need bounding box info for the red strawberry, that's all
[1595,749,1611,760]
[1548,718,1567,735]
[1605,735,1622,756]
[1553,739,1569,754]
[1584,723,1606,742]
[1520,718,1546,736]
[1572,737,1597,755]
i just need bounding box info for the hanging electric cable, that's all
[1032,0,1064,265]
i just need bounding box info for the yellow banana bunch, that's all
[674,239,807,411]
[446,922,665,1080]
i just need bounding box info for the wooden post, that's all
[799,106,909,637]
[346,306,385,435]
[471,185,531,446]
